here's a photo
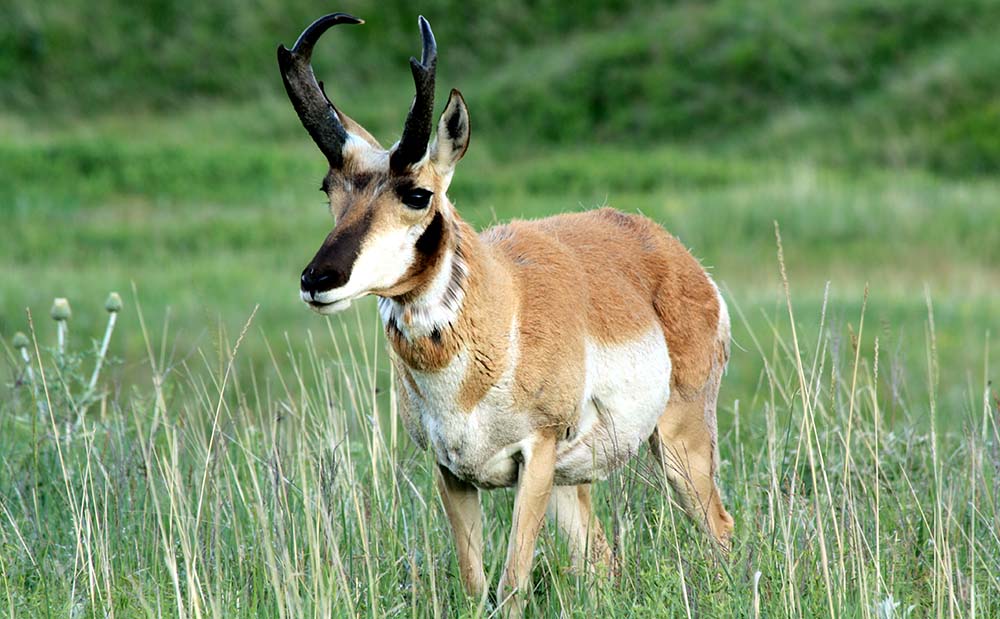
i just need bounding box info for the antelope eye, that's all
[401,188,433,209]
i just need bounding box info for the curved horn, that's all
[390,16,437,173]
[277,13,363,168]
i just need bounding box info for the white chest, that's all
[404,330,531,488]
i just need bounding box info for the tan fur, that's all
[649,347,734,545]
[498,434,557,615]
[389,207,722,425]
[436,465,487,597]
[389,206,731,611]
[531,209,721,396]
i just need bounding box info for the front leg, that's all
[436,464,487,598]
[497,433,557,617]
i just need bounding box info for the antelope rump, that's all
[278,12,734,615]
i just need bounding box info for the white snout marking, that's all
[300,289,356,315]
[299,222,424,313]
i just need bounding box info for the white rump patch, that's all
[710,278,730,347]
[705,276,729,458]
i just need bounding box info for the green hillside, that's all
[4,0,1000,171]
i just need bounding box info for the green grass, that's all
[1,281,997,616]
[3,0,1000,615]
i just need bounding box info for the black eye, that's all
[402,188,433,209]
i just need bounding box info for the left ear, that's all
[430,89,470,181]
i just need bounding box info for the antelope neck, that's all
[378,217,469,340]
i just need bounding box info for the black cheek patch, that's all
[415,211,444,256]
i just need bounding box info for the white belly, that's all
[402,323,670,488]
[553,328,671,485]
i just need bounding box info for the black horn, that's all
[277,13,363,168]
[390,16,437,173]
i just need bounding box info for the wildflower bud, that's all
[105,292,123,313]
[12,332,29,350]
[51,298,72,321]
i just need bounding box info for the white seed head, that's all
[51,298,72,321]
[12,332,29,350]
[105,292,123,313]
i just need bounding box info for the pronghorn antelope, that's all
[279,13,734,614]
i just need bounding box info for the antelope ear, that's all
[320,83,382,149]
[431,89,470,177]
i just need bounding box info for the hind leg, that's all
[648,381,734,547]
[546,484,613,572]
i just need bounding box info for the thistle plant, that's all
[12,330,45,417]
[8,293,123,423]
[12,331,32,381]
[86,292,122,396]
[51,297,71,358]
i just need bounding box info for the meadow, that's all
[2,0,999,616]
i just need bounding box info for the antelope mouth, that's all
[307,297,353,314]
[301,290,356,314]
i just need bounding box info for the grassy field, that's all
[2,0,1000,616]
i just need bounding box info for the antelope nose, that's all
[300,266,346,294]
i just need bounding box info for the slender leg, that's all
[497,434,557,617]
[546,484,613,572]
[436,465,487,598]
[649,387,734,547]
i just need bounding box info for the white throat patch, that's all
[378,245,468,339]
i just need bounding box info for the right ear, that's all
[333,105,383,149]
[316,78,382,150]
[431,89,470,180]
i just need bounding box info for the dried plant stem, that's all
[56,321,67,358]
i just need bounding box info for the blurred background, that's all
[2,0,998,415]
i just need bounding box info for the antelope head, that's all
[278,13,471,314]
